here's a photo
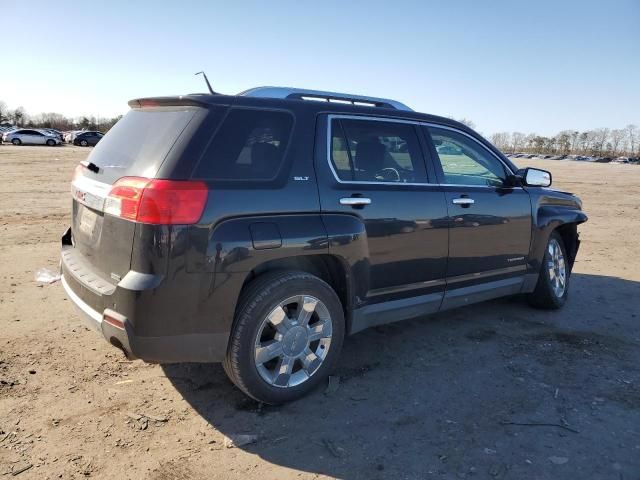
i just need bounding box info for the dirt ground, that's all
[1,145,639,480]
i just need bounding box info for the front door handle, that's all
[452,198,475,206]
[340,197,372,206]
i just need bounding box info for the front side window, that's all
[428,127,508,186]
[194,109,293,180]
[330,118,427,183]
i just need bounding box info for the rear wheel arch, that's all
[224,269,346,403]
[237,254,353,331]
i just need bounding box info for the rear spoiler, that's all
[127,95,233,109]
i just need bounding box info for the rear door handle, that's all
[340,197,372,206]
[452,198,475,206]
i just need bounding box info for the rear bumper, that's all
[61,273,228,362]
[60,227,229,363]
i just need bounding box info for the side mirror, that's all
[522,167,552,187]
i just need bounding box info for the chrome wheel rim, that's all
[547,238,566,298]
[254,295,332,388]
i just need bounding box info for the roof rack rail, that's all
[238,86,413,111]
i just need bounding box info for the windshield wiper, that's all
[80,160,100,173]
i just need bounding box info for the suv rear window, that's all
[86,107,200,184]
[193,109,293,181]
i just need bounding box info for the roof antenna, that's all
[195,71,216,94]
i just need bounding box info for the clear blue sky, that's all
[2,0,638,135]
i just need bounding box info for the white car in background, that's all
[2,129,62,146]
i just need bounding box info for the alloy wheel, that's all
[254,295,332,388]
[547,238,566,298]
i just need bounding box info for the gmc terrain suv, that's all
[61,87,587,404]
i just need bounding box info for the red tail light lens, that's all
[105,177,208,225]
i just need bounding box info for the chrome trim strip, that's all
[325,114,519,188]
[446,265,526,285]
[239,86,413,111]
[71,174,111,212]
[367,278,446,297]
[61,274,103,328]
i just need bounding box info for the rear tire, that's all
[12,138,21,145]
[527,231,569,309]
[224,271,345,404]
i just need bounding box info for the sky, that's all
[2,0,639,136]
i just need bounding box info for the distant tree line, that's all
[0,100,122,132]
[489,126,639,157]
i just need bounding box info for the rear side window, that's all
[330,118,427,183]
[194,109,293,180]
[86,107,200,184]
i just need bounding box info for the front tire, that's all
[224,271,345,404]
[527,231,569,309]
[46,139,55,146]
[80,139,88,146]
[12,138,21,146]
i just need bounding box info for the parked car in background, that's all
[42,129,63,140]
[2,129,61,146]
[64,130,84,143]
[73,131,104,146]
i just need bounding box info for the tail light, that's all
[104,177,208,225]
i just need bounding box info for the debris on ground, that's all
[34,267,61,284]
[125,412,168,430]
[549,456,569,465]
[11,463,33,476]
[224,434,258,448]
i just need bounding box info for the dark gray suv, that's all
[61,87,587,403]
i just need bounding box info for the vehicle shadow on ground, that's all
[162,273,640,479]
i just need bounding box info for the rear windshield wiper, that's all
[80,160,100,173]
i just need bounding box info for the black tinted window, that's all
[194,109,293,180]
[330,119,427,183]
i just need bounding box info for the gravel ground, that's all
[1,145,639,479]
